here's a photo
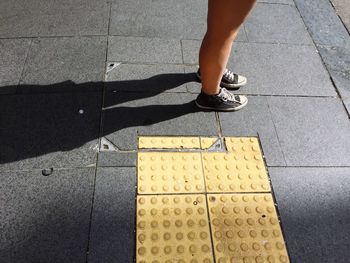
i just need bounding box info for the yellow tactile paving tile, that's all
[225,137,264,161]
[137,152,205,194]
[202,153,270,193]
[138,136,201,149]
[200,137,219,149]
[207,193,289,263]
[136,195,214,263]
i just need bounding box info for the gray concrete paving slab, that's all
[183,40,337,96]
[19,37,107,93]
[258,0,294,4]
[109,0,247,41]
[317,45,350,76]
[219,96,286,166]
[267,96,350,166]
[108,36,182,64]
[245,3,312,45]
[331,0,350,32]
[102,92,218,150]
[294,0,350,47]
[0,0,109,37]
[88,167,136,263]
[269,167,350,263]
[109,0,207,40]
[97,152,137,167]
[328,70,350,99]
[0,92,101,170]
[0,39,31,94]
[105,63,188,93]
[0,168,95,263]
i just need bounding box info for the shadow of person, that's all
[0,72,201,166]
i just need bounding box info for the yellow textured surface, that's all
[137,152,205,194]
[200,137,218,149]
[225,137,263,159]
[207,193,289,263]
[138,136,200,149]
[202,153,270,193]
[136,194,214,263]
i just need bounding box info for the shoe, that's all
[195,88,248,111]
[196,68,247,89]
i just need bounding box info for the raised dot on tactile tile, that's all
[245,207,252,214]
[261,230,269,237]
[177,245,185,253]
[163,220,170,228]
[139,198,146,204]
[187,231,196,240]
[218,258,227,263]
[138,221,146,229]
[199,219,207,227]
[243,257,252,263]
[150,208,157,216]
[190,245,197,253]
[233,207,241,214]
[174,208,181,215]
[214,231,222,239]
[222,207,229,214]
[238,230,246,238]
[250,230,257,238]
[151,185,158,192]
[187,219,195,227]
[151,246,159,255]
[228,243,236,252]
[174,197,180,203]
[151,233,158,241]
[138,234,146,242]
[235,218,243,226]
[198,208,205,214]
[138,209,146,216]
[200,231,208,239]
[264,242,272,250]
[267,256,275,263]
[163,232,171,240]
[273,230,281,237]
[216,243,224,252]
[226,230,234,238]
[240,243,249,251]
[267,206,274,213]
[151,175,156,181]
[175,220,182,227]
[255,256,264,263]
[231,196,238,202]
[176,232,183,240]
[224,219,232,226]
[247,218,254,226]
[270,218,278,225]
[252,243,260,251]
[201,245,210,252]
[139,186,146,192]
[162,197,169,204]
[280,255,288,263]
[203,258,212,263]
[164,246,172,254]
[212,218,220,226]
[151,220,158,228]
[138,247,146,256]
[258,218,266,225]
[276,242,285,250]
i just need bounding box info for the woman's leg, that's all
[199,0,256,95]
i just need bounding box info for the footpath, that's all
[0,0,349,262]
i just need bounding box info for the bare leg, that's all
[199,0,256,95]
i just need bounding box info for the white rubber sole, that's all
[195,97,248,112]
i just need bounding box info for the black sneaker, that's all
[195,88,248,111]
[196,68,247,89]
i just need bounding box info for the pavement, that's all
[0,0,349,262]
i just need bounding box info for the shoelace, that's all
[218,88,240,103]
[223,68,236,81]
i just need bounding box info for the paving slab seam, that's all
[328,0,350,35]
[17,39,33,88]
[85,166,99,263]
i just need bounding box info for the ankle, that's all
[201,87,221,96]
